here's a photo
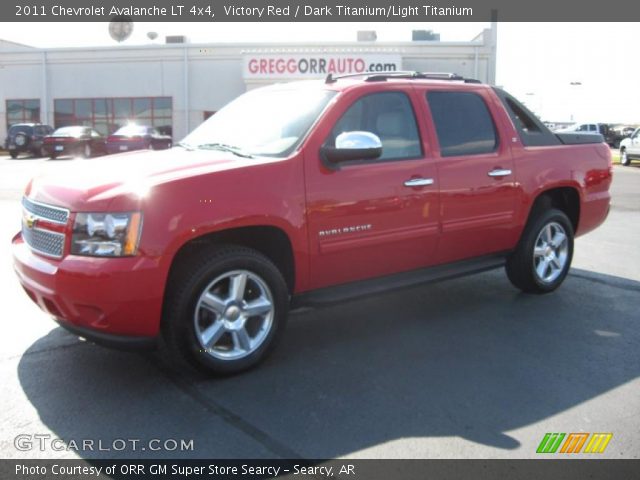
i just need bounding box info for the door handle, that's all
[404,178,434,187]
[487,168,512,178]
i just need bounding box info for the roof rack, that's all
[324,71,482,84]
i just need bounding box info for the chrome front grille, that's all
[22,227,65,258]
[22,197,69,224]
[22,197,69,258]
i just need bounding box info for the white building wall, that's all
[187,57,245,137]
[0,29,496,143]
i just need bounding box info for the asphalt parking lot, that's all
[0,153,638,460]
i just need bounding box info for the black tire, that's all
[620,148,631,166]
[49,153,57,160]
[506,208,574,294]
[9,150,19,159]
[162,245,289,375]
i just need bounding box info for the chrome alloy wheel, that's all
[533,222,569,284]
[193,270,274,361]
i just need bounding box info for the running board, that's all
[291,253,508,309]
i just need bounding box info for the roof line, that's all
[0,39,487,55]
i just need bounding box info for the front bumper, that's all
[12,232,165,345]
[54,317,157,350]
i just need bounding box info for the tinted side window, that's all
[427,91,498,157]
[328,92,422,161]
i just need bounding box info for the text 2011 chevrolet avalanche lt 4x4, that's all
[13,72,612,374]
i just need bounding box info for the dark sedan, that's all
[43,126,107,159]
[105,125,172,154]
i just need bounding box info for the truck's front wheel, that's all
[162,246,289,375]
[620,148,630,166]
[506,208,574,294]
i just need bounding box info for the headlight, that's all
[71,212,142,257]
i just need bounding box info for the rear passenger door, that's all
[422,88,518,263]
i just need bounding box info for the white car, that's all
[620,128,640,166]
[555,122,605,134]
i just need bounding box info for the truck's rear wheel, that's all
[506,208,574,294]
[162,245,288,375]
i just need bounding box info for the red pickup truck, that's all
[12,72,612,374]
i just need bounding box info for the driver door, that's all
[303,88,440,290]
[628,129,640,156]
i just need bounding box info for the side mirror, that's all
[321,131,382,164]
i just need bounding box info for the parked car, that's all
[620,128,640,166]
[12,72,612,375]
[4,123,54,158]
[106,125,172,154]
[554,122,624,146]
[43,126,107,159]
[555,122,612,139]
[607,124,637,148]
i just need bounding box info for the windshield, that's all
[114,125,149,136]
[181,87,337,157]
[54,126,87,137]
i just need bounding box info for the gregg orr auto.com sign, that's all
[243,54,402,79]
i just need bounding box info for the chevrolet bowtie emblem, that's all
[25,214,37,229]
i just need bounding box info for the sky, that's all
[1,22,639,123]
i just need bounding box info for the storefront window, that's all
[53,97,172,136]
[6,99,40,129]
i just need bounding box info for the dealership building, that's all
[0,25,496,142]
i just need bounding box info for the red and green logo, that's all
[536,433,612,454]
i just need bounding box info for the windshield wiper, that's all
[176,142,196,152]
[176,141,195,151]
[196,143,254,158]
